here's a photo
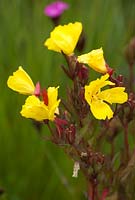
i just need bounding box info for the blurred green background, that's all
[0,0,135,199]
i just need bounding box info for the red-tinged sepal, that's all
[65,124,76,144]
[106,63,114,76]
[54,117,68,137]
[42,89,48,105]
[34,82,41,97]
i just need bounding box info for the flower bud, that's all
[78,65,89,82]
[65,124,76,144]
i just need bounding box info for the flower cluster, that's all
[44,22,127,120]
[8,22,133,200]
[7,66,60,121]
[8,22,128,121]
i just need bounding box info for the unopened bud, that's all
[128,92,135,109]
[65,124,76,144]
[78,65,89,82]
[117,75,123,82]
[106,63,114,76]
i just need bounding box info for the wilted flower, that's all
[44,22,82,55]
[20,87,60,121]
[7,66,35,95]
[78,48,108,74]
[85,74,128,120]
[44,1,69,19]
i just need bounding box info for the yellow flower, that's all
[20,87,60,121]
[44,22,82,55]
[78,48,107,73]
[85,74,128,120]
[7,66,35,95]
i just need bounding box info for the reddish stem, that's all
[129,63,134,91]
[124,123,129,161]
[91,183,96,200]
[87,178,97,200]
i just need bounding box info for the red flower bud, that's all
[65,124,76,144]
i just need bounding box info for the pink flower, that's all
[44,1,69,18]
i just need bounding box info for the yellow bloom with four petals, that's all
[7,66,35,95]
[20,87,60,121]
[78,48,107,74]
[44,22,82,55]
[85,74,128,120]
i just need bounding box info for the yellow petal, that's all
[47,86,61,120]
[45,38,61,53]
[20,88,61,121]
[48,99,61,121]
[85,74,114,103]
[44,22,82,55]
[90,100,113,120]
[98,87,128,104]
[47,86,59,108]
[85,85,93,105]
[20,95,49,121]
[7,66,35,95]
[98,73,115,88]
[78,48,107,73]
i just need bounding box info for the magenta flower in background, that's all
[44,1,69,18]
